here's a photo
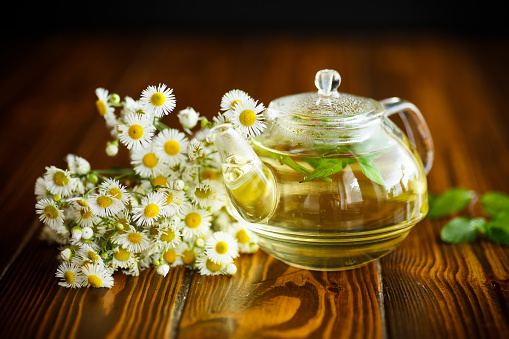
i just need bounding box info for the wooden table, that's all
[1,28,508,338]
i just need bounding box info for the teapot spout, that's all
[207,124,278,224]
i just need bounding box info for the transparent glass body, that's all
[222,119,428,270]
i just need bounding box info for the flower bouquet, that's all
[34,84,266,288]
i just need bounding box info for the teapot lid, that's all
[262,69,385,146]
[266,69,383,123]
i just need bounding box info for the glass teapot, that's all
[208,69,434,270]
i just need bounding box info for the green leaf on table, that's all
[485,212,509,246]
[427,187,475,218]
[440,217,480,244]
[480,191,509,217]
[356,156,385,186]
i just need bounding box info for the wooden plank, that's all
[372,36,509,338]
[178,252,383,339]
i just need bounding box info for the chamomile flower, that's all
[34,176,49,200]
[196,254,226,276]
[212,112,230,125]
[187,138,204,161]
[66,154,91,175]
[153,128,189,166]
[44,166,79,197]
[160,188,185,216]
[179,203,212,240]
[111,247,138,270]
[220,89,252,116]
[178,242,204,267]
[156,222,182,248]
[95,87,115,117]
[160,246,182,266]
[121,96,145,117]
[36,198,65,229]
[205,231,239,265]
[131,145,166,178]
[75,244,103,266]
[111,225,151,253]
[88,192,124,217]
[230,222,258,253]
[187,180,219,209]
[230,99,266,139]
[140,84,176,118]
[99,178,129,205]
[73,206,101,228]
[132,192,165,227]
[118,113,155,151]
[82,263,114,288]
[181,165,199,184]
[55,261,84,288]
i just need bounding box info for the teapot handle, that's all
[381,97,434,175]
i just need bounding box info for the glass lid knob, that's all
[315,69,341,97]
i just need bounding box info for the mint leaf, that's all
[356,157,385,186]
[277,155,311,176]
[440,217,479,244]
[485,213,509,246]
[471,217,488,234]
[480,191,509,217]
[427,188,475,218]
[301,158,345,183]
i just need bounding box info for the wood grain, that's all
[0,30,508,339]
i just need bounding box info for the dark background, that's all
[3,1,508,46]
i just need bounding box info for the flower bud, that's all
[88,173,99,184]
[109,93,121,105]
[173,179,185,191]
[106,141,119,157]
[156,264,170,277]
[115,222,124,231]
[177,107,200,130]
[226,263,237,275]
[53,194,61,202]
[195,238,205,248]
[60,248,72,261]
[82,226,93,239]
[71,226,82,240]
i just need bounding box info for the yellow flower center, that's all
[114,248,131,261]
[108,187,122,200]
[236,229,251,244]
[96,99,107,116]
[77,199,88,208]
[153,176,168,190]
[201,168,217,181]
[164,140,180,156]
[151,92,166,107]
[64,271,75,284]
[88,275,102,288]
[185,212,202,229]
[144,203,160,218]
[44,205,59,219]
[206,259,222,272]
[53,171,69,186]
[164,192,174,206]
[230,99,242,110]
[128,124,144,140]
[163,248,177,264]
[182,249,196,265]
[142,153,158,168]
[239,109,257,127]
[215,241,228,255]
[194,187,212,200]
[160,229,176,242]
[127,232,142,244]
[87,250,99,262]
[81,208,92,220]
[96,196,112,208]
